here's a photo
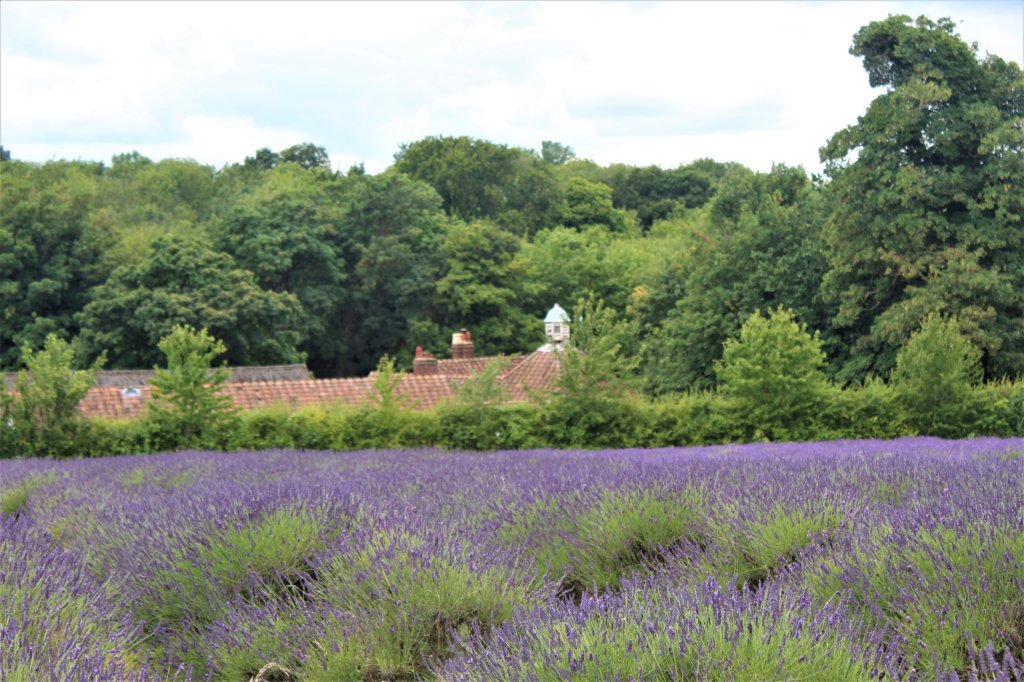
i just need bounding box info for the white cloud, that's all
[2,0,1021,173]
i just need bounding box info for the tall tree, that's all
[332,171,448,375]
[540,140,576,165]
[279,143,332,171]
[820,15,1023,381]
[213,165,347,373]
[77,233,305,368]
[0,161,111,369]
[435,219,533,355]
[394,135,561,234]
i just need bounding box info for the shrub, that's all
[143,325,238,450]
[0,334,103,458]
[891,314,982,438]
[715,308,831,441]
[965,379,1024,436]
[819,376,904,440]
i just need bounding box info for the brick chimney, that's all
[451,329,474,359]
[412,346,439,375]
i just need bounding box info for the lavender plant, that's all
[0,438,1021,681]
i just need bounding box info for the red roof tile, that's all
[55,351,562,421]
[498,349,562,401]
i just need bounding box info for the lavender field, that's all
[2,438,1022,681]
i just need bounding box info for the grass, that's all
[0,471,57,517]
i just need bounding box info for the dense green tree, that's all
[715,307,832,440]
[519,226,645,317]
[890,314,982,437]
[77,233,305,368]
[597,163,721,229]
[332,171,448,375]
[560,177,628,231]
[279,143,332,171]
[394,135,561,233]
[90,156,220,274]
[643,165,831,393]
[0,161,111,369]
[213,165,347,372]
[435,220,533,356]
[820,15,1024,381]
[540,140,576,165]
[546,296,642,447]
[243,147,280,171]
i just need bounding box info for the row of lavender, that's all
[1,438,1022,681]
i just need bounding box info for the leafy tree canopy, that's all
[145,325,238,449]
[643,165,831,393]
[820,14,1023,381]
[394,135,561,234]
[77,233,305,368]
[0,161,112,368]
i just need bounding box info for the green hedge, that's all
[60,379,1021,458]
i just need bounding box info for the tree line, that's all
[2,15,1021,392]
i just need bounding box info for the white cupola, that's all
[544,304,570,343]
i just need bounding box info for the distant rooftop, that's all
[4,364,310,391]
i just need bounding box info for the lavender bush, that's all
[1,438,1021,681]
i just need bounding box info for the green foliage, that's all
[643,165,831,393]
[143,325,238,450]
[804,521,1024,678]
[715,308,832,441]
[560,177,627,231]
[575,160,723,229]
[712,503,841,590]
[77,232,305,368]
[278,142,331,171]
[1,472,57,516]
[545,297,642,447]
[819,375,905,440]
[331,171,448,376]
[394,135,561,234]
[1,161,112,368]
[309,528,544,679]
[820,14,1024,381]
[540,140,575,165]
[891,314,983,437]
[72,372,1022,456]
[506,486,707,597]
[520,226,647,318]
[495,581,870,682]
[212,164,348,373]
[0,334,103,458]
[129,507,329,674]
[435,220,534,355]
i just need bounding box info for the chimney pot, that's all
[451,329,474,360]
[413,350,438,375]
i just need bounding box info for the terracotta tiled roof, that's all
[498,348,562,401]
[41,351,562,421]
[436,357,492,376]
[78,386,153,420]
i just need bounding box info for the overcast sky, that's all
[2,1,1021,175]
